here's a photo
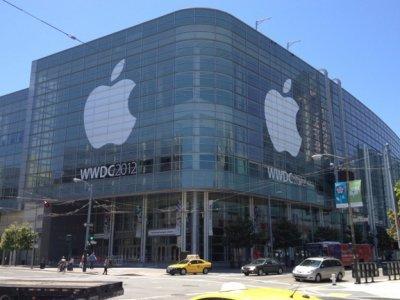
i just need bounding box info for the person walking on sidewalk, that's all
[88,252,97,269]
[103,257,110,275]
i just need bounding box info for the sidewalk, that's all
[301,275,400,299]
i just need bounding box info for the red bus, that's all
[306,242,373,267]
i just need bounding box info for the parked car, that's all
[191,282,320,300]
[241,258,284,276]
[166,254,212,275]
[292,257,345,282]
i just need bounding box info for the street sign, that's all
[84,223,93,227]
[353,216,368,223]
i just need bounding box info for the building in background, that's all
[0,8,399,265]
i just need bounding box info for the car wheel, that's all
[295,278,300,282]
[180,268,187,275]
[315,274,321,283]
[257,268,263,276]
[203,268,209,274]
[244,272,249,276]
[170,270,175,276]
[277,267,283,274]
[337,272,343,282]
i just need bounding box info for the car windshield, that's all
[299,259,321,267]
[251,259,266,265]
[177,259,189,264]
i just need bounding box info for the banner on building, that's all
[335,182,348,208]
[148,227,180,237]
[349,179,363,207]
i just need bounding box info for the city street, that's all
[1,266,399,299]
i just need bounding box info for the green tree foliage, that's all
[224,217,257,250]
[0,223,37,252]
[376,226,394,254]
[273,219,302,249]
[16,223,37,251]
[0,223,19,251]
[387,181,400,242]
[314,226,340,242]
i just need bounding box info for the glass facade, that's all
[0,89,28,210]
[1,8,399,264]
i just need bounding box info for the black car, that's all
[241,258,284,276]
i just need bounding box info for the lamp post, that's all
[73,178,93,272]
[255,17,271,31]
[311,153,361,284]
[286,40,301,51]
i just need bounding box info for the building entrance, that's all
[150,236,179,263]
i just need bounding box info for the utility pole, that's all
[344,157,360,284]
[73,178,93,272]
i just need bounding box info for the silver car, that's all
[292,257,345,282]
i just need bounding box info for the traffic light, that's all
[345,226,352,241]
[88,235,97,245]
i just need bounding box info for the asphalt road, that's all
[0,266,397,299]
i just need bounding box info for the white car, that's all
[292,257,345,282]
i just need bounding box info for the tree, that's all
[376,226,394,256]
[272,219,302,249]
[387,181,400,243]
[224,217,258,267]
[16,223,37,252]
[0,224,19,265]
[0,224,18,252]
[0,223,37,265]
[314,226,340,242]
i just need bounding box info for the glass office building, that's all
[1,8,399,264]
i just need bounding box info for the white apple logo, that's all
[84,59,136,149]
[264,79,302,156]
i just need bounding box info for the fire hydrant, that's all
[331,273,337,285]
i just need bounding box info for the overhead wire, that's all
[1,0,85,44]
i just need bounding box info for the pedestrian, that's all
[57,256,67,273]
[67,257,74,271]
[103,257,110,275]
[88,252,97,269]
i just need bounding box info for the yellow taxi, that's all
[166,254,212,275]
[191,283,321,300]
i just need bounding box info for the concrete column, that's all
[319,209,324,226]
[180,192,187,252]
[249,196,255,220]
[191,192,199,254]
[286,203,292,221]
[249,196,255,259]
[140,195,147,263]
[363,145,377,258]
[107,199,116,258]
[203,192,209,260]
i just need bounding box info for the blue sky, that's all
[1,0,399,135]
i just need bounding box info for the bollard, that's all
[331,273,337,285]
[370,263,375,283]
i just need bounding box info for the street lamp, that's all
[286,40,301,51]
[73,177,93,272]
[255,17,271,31]
[312,153,361,284]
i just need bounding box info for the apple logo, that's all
[264,79,302,156]
[84,59,136,149]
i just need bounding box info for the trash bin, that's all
[40,262,45,269]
